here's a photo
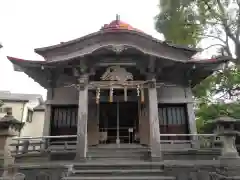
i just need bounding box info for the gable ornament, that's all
[94,66,144,103]
[107,45,127,54]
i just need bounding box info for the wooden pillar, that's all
[148,80,162,160]
[43,88,53,136]
[43,104,51,136]
[75,75,88,160]
[187,103,199,148]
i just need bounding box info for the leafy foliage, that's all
[193,66,240,101]
[196,102,240,133]
[155,0,240,62]
[155,0,240,132]
[155,0,202,46]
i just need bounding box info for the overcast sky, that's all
[0,0,215,99]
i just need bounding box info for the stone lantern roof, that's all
[207,116,240,136]
[213,116,240,124]
[0,112,24,133]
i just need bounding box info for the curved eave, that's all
[7,56,47,71]
[7,56,230,88]
[34,29,200,56]
[188,57,230,87]
[7,56,50,88]
[188,56,231,64]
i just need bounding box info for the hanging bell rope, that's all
[96,87,100,104]
[140,86,144,103]
[137,85,140,96]
[109,87,113,103]
[124,86,127,102]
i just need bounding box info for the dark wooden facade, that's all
[49,103,189,140]
[7,17,230,159]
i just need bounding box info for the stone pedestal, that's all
[219,131,239,159]
[211,116,240,160]
[0,112,24,177]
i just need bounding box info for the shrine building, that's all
[7,16,229,160]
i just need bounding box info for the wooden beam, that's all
[148,56,156,74]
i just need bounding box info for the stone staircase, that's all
[62,161,176,180]
[62,144,175,180]
[87,144,150,160]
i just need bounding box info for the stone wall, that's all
[2,160,240,180]
[0,165,68,180]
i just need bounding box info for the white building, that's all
[0,91,45,137]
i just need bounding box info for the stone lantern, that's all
[211,116,240,159]
[0,112,24,177]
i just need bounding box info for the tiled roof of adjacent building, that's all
[33,103,45,111]
[0,91,43,102]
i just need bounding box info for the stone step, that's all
[87,158,148,162]
[88,144,149,151]
[73,162,164,170]
[71,169,164,177]
[63,176,176,180]
[88,146,150,151]
[87,147,149,159]
[87,149,147,153]
[88,149,149,154]
[91,144,147,148]
[87,152,147,158]
[63,161,173,180]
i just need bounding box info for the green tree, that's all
[155,0,240,64]
[155,0,240,132]
[196,102,240,133]
[155,0,202,46]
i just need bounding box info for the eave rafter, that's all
[34,29,200,59]
[22,67,49,88]
[7,54,230,89]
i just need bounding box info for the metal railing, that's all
[10,134,221,155]
[99,127,138,144]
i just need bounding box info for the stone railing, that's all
[10,135,77,155]
[9,134,222,155]
[0,172,25,180]
[160,134,221,149]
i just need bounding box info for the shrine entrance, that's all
[89,66,146,145]
[99,101,139,144]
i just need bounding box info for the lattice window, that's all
[50,106,78,139]
[158,104,189,140]
[26,109,33,122]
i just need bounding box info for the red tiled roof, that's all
[101,19,142,32]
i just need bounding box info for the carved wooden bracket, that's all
[101,66,133,83]
[77,75,89,90]
[148,80,157,89]
[107,44,127,54]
